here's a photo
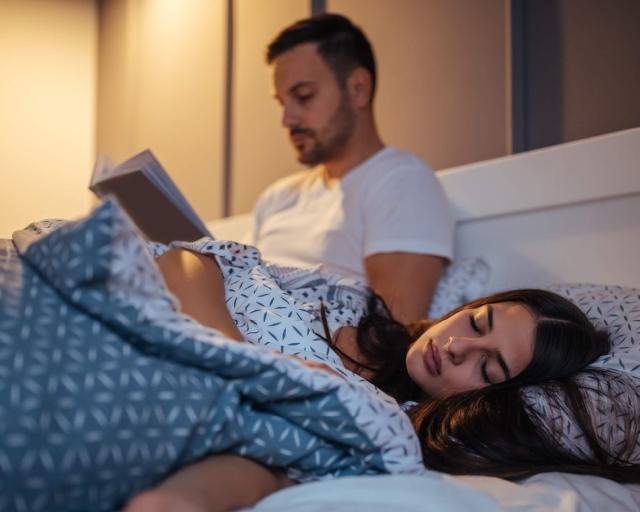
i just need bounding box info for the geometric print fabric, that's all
[524,283,640,464]
[152,238,375,388]
[0,199,423,512]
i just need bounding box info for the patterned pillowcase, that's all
[522,284,640,464]
[428,258,491,319]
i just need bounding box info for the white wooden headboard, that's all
[439,127,640,291]
[209,127,640,292]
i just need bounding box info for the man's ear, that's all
[347,67,373,109]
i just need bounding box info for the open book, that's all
[89,150,212,244]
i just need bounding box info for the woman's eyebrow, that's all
[496,351,511,381]
[487,305,510,380]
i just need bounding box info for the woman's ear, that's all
[347,67,373,109]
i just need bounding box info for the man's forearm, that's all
[365,252,446,324]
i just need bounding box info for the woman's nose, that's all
[444,336,484,363]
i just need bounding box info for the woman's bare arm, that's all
[156,248,244,341]
[124,454,295,512]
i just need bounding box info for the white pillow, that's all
[523,284,640,464]
[428,258,490,319]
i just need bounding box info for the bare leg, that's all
[123,454,295,512]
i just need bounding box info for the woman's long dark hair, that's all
[322,295,422,402]
[330,289,640,483]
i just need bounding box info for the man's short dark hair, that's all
[266,13,377,101]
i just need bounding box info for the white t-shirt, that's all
[245,147,454,282]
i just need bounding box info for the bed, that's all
[207,127,640,512]
[1,129,638,511]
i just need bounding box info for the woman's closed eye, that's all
[469,314,482,334]
[470,305,493,335]
[480,357,493,385]
[471,310,495,384]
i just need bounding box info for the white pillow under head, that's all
[523,283,640,464]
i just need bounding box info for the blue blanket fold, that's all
[0,199,423,512]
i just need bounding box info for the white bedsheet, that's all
[250,472,640,512]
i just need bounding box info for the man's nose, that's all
[281,103,299,128]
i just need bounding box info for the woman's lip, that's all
[424,339,441,377]
[432,340,442,374]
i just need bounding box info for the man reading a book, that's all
[245,14,454,323]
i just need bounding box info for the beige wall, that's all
[559,0,640,143]
[0,0,97,237]
[230,0,309,215]
[4,2,633,233]
[328,0,508,171]
[97,0,227,221]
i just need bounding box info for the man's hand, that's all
[365,252,445,324]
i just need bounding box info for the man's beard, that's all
[292,94,355,167]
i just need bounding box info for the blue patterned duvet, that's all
[0,199,423,512]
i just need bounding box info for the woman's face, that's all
[405,302,536,398]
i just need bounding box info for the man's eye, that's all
[469,315,481,334]
[297,94,313,104]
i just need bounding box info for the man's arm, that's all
[365,252,445,324]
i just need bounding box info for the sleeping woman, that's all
[124,247,640,512]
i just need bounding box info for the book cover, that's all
[90,150,212,245]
